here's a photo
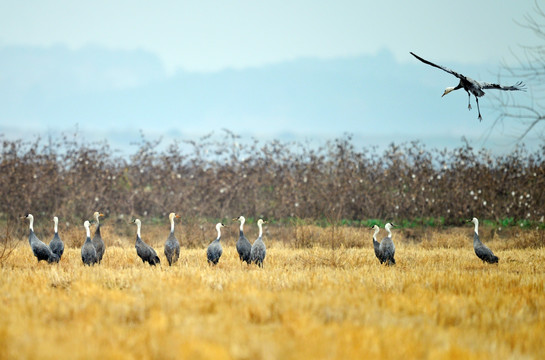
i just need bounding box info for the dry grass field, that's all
[0,224,544,359]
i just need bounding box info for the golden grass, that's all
[1,226,544,359]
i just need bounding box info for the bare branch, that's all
[493,0,545,140]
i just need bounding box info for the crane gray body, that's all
[207,239,223,265]
[379,237,396,266]
[250,237,266,268]
[49,232,64,260]
[29,230,59,263]
[92,224,105,264]
[82,236,98,266]
[236,230,251,264]
[136,235,160,266]
[164,231,180,266]
[473,232,499,264]
[379,223,396,266]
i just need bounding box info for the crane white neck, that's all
[94,213,100,225]
[84,222,91,238]
[373,227,380,239]
[216,223,222,240]
[136,221,142,238]
[239,217,245,231]
[473,219,479,235]
[53,217,58,233]
[170,217,175,233]
[257,221,263,238]
[385,224,392,238]
[27,214,34,232]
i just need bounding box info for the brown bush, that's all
[1,131,544,234]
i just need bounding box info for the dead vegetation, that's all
[0,230,544,359]
[0,219,18,265]
[0,132,544,235]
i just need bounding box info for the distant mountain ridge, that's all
[0,44,534,153]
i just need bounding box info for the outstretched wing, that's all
[480,81,526,91]
[410,52,465,80]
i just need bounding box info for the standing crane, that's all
[250,219,267,268]
[133,219,161,266]
[233,216,251,264]
[207,223,226,265]
[164,212,181,266]
[379,223,396,266]
[371,225,383,264]
[469,217,499,264]
[49,216,64,260]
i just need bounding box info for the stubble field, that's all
[0,224,544,359]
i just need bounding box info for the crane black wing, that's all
[410,52,465,80]
[480,81,526,91]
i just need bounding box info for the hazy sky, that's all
[1,1,538,73]
[0,1,542,153]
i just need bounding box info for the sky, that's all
[0,1,543,154]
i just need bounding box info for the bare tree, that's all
[492,1,545,140]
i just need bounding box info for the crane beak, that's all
[442,87,454,97]
[175,214,181,219]
[99,213,105,217]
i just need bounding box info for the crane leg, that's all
[467,92,472,110]
[476,97,482,121]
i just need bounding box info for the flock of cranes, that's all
[21,212,498,267]
[16,51,517,268]
[370,218,498,265]
[12,51,520,268]
[21,212,269,267]
[371,223,396,266]
[233,216,267,267]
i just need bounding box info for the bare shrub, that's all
[0,131,544,233]
[0,219,18,265]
